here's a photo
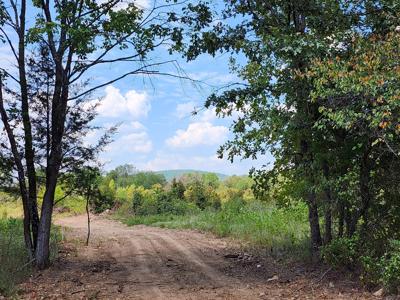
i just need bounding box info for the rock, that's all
[259,292,266,297]
[257,264,262,268]
[267,275,279,282]
[373,288,384,297]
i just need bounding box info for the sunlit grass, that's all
[120,201,310,257]
[0,201,23,219]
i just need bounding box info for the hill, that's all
[156,169,228,181]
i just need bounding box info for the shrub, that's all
[321,237,359,270]
[380,240,400,293]
[0,218,61,296]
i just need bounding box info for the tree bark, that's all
[338,202,344,238]
[359,148,372,231]
[35,66,68,269]
[86,195,91,246]
[35,171,57,269]
[322,161,332,244]
[307,190,322,253]
[0,77,34,257]
[18,0,40,249]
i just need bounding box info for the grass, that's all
[0,200,23,219]
[54,195,86,216]
[119,200,311,258]
[0,218,62,297]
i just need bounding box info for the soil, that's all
[18,215,383,299]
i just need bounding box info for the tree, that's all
[307,30,400,245]
[0,0,212,268]
[183,0,399,253]
[62,166,101,245]
[170,178,186,200]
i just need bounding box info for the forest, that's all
[1,0,400,298]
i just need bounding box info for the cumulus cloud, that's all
[175,101,197,119]
[107,121,153,154]
[97,86,150,119]
[174,101,218,122]
[166,122,228,148]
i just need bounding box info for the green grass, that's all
[0,201,23,219]
[119,200,310,257]
[55,195,86,216]
[0,218,62,296]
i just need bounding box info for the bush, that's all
[324,238,400,294]
[321,237,359,270]
[381,245,400,294]
[0,218,61,296]
[361,240,400,293]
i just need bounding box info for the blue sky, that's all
[0,0,274,175]
[87,50,273,175]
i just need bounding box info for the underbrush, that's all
[119,200,310,257]
[322,237,400,294]
[54,195,86,216]
[0,218,62,296]
[0,195,23,219]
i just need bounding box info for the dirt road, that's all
[19,215,379,299]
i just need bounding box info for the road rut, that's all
[18,215,379,299]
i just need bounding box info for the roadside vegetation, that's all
[1,0,400,297]
[97,166,309,256]
[0,217,61,296]
[94,163,400,293]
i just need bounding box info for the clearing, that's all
[18,215,379,299]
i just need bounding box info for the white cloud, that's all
[97,85,150,119]
[199,107,217,122]
[106,121,153,154]
[166,122,228,148]
[176,101,197,119]
[115,132,153,153]
[175,101,217,122]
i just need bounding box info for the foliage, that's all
[0,0,214,268]
[0,218,61,296]
[321,237,359,270]
[360,240,400,293]
[121,200,310,257]
[177,0,400,290]
[108,165,167,188]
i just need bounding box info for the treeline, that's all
[87,165,254,215]
[181,1,400,293]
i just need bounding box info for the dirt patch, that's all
[18,215,381,299]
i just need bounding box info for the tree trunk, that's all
[35,66,68,269]
[359,149,371,226]
[345,207,357,237]
[0,77,34,257]
[86,195,91,246]
[322,161,332,244]
[18,0,40,249]
[307,190,322,253]
[338,202,344,238]
[35,169,57,269]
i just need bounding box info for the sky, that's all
[0,0,274,176]
[86,51,273,175]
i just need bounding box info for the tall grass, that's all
[0,200,23,219]
[0,218,62,296]
[120,200,310,257]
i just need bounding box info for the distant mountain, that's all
[156,169,228,181]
